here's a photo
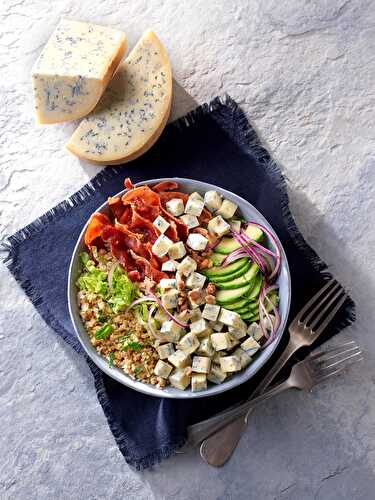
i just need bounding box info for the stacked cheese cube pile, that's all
[32,19,172,165]
[147,189,269,392]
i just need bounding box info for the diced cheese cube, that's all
[197,338,215,357]
[189,308,202,322]
[153,215,170,233]
[177,256,197,277]
[240,337,261,356]
[207,364,227,384]
[189,192,204,201]
[228,325,247,340]
[191,374,207,392]
[178,333,199,354]
[211,332,232,351]
[190,318,208,336]
[188,288,206,309]
[169,368,191,390]
[186,272,206,289]
[217,199,238,219]
[161,320,182,337]
[247,322,263,341]
[152,234,173,257]
[156,343,175,359]
[168,350,191,368]
[168,241,186,260]
[154,360,173,378]
[192,356,211,374]
[204,190,222,212]
[32,19,127,124]
[185,198,204,217]
[66,31,172,164]
[210,321,224,332]
[233,348,252,369]
[159,330,181,344]
[180,214,199,229]
[186,233,208,251]
[229,219,241,232]
[161,259,178,272]
[220,356,241,372]
[202,304,221,321]
[207,215,231,237]
[218,309,242,327]
[159,278,176,290]
[166,198,184,216]
[161,289,179,309]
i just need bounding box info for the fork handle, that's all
[187,380,291,448]
[199,341,298,466]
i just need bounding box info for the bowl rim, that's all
[68,177,291,399]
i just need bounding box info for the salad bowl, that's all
[68,178,291,398]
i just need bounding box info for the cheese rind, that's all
[32,19,126,124]
[66,30,172,164]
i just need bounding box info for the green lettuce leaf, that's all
[107,266,136,313]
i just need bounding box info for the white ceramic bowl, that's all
[68,178,291,398]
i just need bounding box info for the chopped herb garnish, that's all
[97,313,108,324]
[108,352,115,368]
[121,341,143,352]
[95,324,113,340]
[134,365,144,377]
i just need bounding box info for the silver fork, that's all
[186,341,362,449]
[198,279,350,464]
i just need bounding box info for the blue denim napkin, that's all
[2,96,355,469]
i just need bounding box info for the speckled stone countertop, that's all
[1,1,375,499]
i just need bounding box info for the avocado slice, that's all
[222,297,255,311]
[241,312,260,321]
[210,261,251,283]
[202,258,248,279]
[209,253,226,266]
[245,274,263,300]
[216,284,253,304]
[215,224,263,255]
[216,263,259,290]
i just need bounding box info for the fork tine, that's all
[315,357,363,383]
[313,293,348,337]
[309,343,359,364]
[318,350,362,371]
[291,279,337,325]
[303,282,343,328]
[308,341,356,361]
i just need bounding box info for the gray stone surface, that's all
[1,0,374,498]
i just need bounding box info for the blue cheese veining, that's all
[66,30,172,164]
[32,19,126,124]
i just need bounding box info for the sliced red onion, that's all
[232,231,267,273]
[125,296,157,314]
[150,293,188,329]
[222,248,248,266]
[240,229,278,258]
[260,285,281,348]
[147,305,159,338]
[245,222,282,281]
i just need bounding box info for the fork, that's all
[185,341,362,449]
[199,279,349,465]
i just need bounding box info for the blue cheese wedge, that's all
[153,215,170,233]
[207,364,227,384]
[32,19,126,124]
[169,368,191,390]
[178,333,199,354]
[66,31,172,164]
